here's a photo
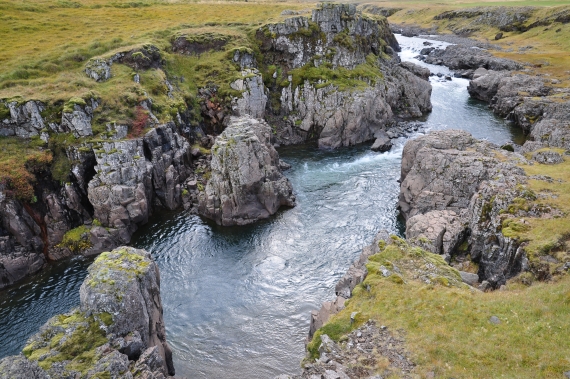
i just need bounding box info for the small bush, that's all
[58,225,92,253]
[129,106,149,138]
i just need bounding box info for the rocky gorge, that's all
[0,2,433,290]
[286,9,570,377]
[2,1,570,378]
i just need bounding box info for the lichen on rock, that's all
[0,246,176,378]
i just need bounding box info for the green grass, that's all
[287,53,387,92]
[499,151,570,265]
[309,237,570,378]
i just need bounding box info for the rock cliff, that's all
[0,2,429,288]
[0,246,177,378]
[255,3,432,148]
[198,117,295,225]
[398,130,536,288]
[0,122,192,289]
[468,69,570,151]
[88,123,191,243]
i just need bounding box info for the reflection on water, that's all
[0,35,524,378]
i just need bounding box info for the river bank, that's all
[291,13,570,378]
[0,31,527,378]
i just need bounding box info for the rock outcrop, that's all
[88,122,191,243]
[0,177,93,288]
[0,100,46,138]
[399,130,531,287]
[278,63,431,149]
[85,45,162,82]
[257,3,432,148]
[231,69,268,119]
[281,322,415,379]
[0,246,176,378]
[198,117,295,225]
[468,69,570,150]
[421,45,522,76]
[0,98,99,139]
[0,122,192,289]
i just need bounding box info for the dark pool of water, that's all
[0,35,524,378]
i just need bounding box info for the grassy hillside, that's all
[308,236,570,378]
[0,0,304,101]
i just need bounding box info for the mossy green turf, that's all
[22,310,111,375]
[308,236,570,378]
[58,225,93,253]
[87,248,150,288]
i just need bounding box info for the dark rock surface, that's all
[88,122,191,244]
[0,246,178,378]
[198,117,295,226]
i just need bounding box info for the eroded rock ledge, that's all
[198,117,295,225]
[399,130,532,288]
[0,246,178,379]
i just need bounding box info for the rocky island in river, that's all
[1,0,570,377]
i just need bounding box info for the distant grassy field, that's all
[354,0,570,6]
[0,0,305,100]
[362,1,570,82]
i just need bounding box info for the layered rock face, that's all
[468,69,570,151]
[278,63,431,149]
[1,99,100,139]
[0,246,176,378]
[88,122,191,244]
[198,117,295,225]
[0,176,93,288]
[399,130,531,287]
[0,122,191,289]
[256,3,432,148]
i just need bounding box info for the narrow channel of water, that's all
[0,35,523,378]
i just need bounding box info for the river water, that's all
[0,35,524,378]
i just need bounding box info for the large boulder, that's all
[199,117,295,226]
[80,247,174,375]
[0,246,176,377]
[467,69,502,102]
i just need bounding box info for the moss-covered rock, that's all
[0,246,176,378]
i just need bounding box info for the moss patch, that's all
[23,310,108,375]
[58,225,92,253]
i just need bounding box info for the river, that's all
[0,35,524,378]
